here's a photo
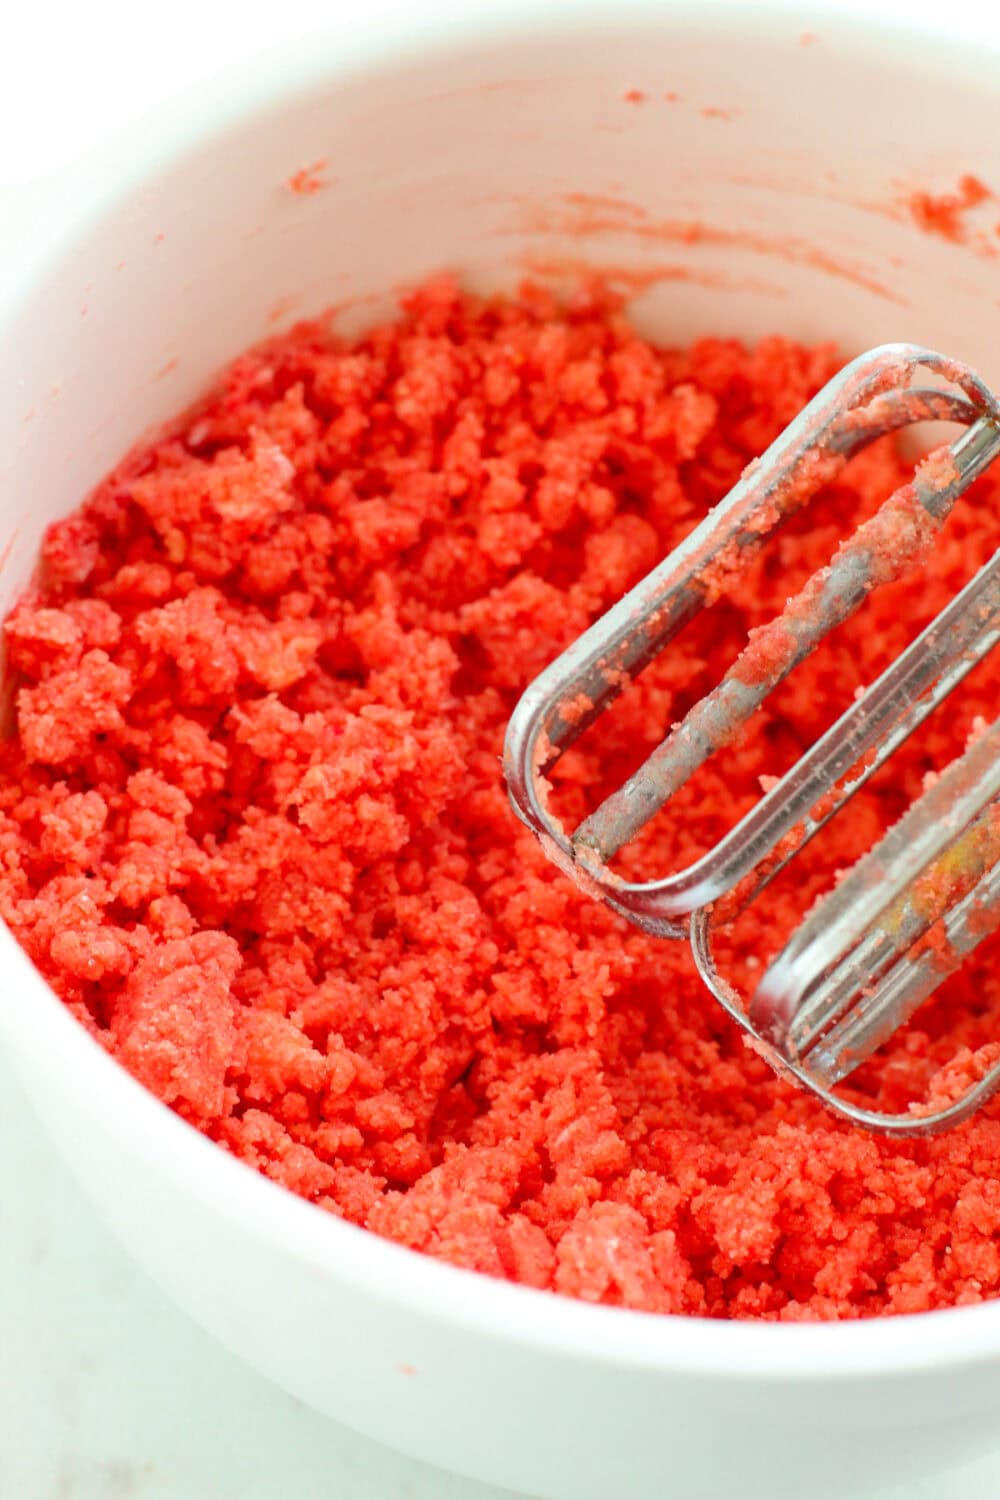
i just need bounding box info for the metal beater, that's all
[503,344,1000,1135]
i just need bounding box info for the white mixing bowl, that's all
[4,4,1000,1496]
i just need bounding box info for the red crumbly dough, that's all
[4,277,1000,1321]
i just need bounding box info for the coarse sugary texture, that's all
[4,278,1000,1321]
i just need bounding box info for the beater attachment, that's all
[504,344,1000,1134]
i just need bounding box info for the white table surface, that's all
[5,0,1000,1494]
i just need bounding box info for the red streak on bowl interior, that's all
[517,251,787,300]
[507,192,907,304]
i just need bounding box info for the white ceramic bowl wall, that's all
[3,6,1000,1498]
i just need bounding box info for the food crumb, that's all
[287,159,330,196]
[906,175,993,243]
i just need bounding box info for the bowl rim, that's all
[4,0,1000,1384]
